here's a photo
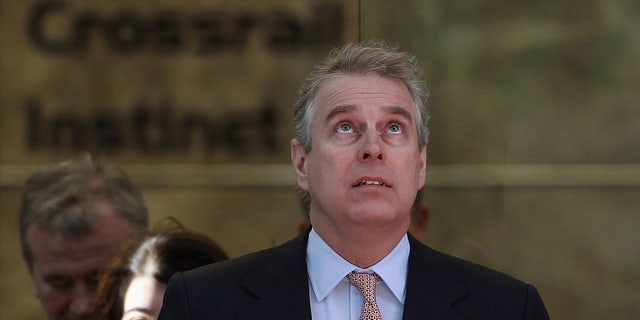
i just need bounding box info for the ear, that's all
[291,139,309,190]
[418,144,427,189]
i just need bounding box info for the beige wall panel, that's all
[0,0,357,164]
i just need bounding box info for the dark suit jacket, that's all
[158,231,550,319]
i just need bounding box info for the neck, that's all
[313,223,407,268]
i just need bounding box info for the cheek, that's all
[39,291,70,314]
[33,276,56,298]
[309,145,344,170]
[313,154,350,185]
[152,287,167,314]
[306,161,342,200]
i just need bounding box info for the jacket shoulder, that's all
[406,237,550,319]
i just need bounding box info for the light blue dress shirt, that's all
[306,228,409,320]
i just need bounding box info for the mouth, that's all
[353,179,391,188]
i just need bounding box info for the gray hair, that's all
[19,155,149,265]
[293,40,430,152]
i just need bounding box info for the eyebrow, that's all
[325,104,413,125]
[384,105,413,123]
[43,274,64,281]
[43,274,70,284]
[43,270,99,281]
[325,104,357,125]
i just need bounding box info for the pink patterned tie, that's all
[348,272,383,320]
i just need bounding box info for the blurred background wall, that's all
[359,1,640,318]
[1,0,639,319]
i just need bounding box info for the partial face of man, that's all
[25,210,135,320]
[293,73,427,235]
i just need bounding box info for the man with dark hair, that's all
[20,155,149,320]
[158,41,549,319]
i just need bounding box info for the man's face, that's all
[25,211,135,320]
[292,73,427,235]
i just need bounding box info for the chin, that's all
[350,207,398,224]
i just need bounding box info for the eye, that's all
[387,123,402,134]
[337,122,354,133]
[46,277,73,291]
[86,272,100,290]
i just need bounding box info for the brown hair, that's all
[96,218,228,320]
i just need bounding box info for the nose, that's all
[69,286,95,317]
[358,131,384,162]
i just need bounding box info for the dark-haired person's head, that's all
[97,218,228,320]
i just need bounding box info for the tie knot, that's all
[347,272,380,299]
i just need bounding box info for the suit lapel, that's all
[236,232,312,320]
[402,235,466,320]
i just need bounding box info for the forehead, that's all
[314,73,414,117]
[123,276,166,318]
[27,214,134,274]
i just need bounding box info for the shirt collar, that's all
[306,228,410,303]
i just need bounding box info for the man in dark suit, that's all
[158,41,550,320]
